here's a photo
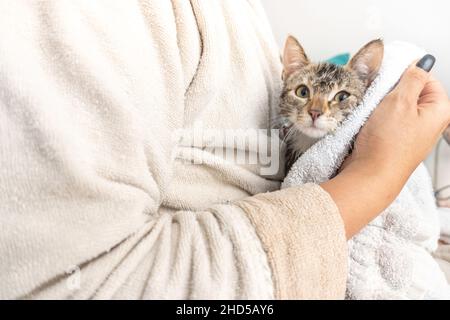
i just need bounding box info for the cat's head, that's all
[280,36,383,139]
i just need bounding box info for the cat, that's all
[278,35,384,171]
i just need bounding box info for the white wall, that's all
[261,0,450,189]
[261,0,450,90]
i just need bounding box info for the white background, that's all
[261,0,450,190]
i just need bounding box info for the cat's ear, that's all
[348,39,384,87]
[282,35,309,80]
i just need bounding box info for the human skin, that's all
[320,61,450,239]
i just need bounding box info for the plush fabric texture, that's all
[0,0,347,299]
[238,184,347,300]
[283,42,450,299]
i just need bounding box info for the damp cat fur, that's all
[278,36,383,171]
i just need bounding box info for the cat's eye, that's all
[295,85,310,99]
[334,91,350,102]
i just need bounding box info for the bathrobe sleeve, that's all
[238,184,347,299]
[0,0,347,299]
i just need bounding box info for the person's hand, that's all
[343,58,450,183]
[322,55,450,238]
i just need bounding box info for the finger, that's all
[416,54,436,72]
[418,78,447,105]
[419,98,450,129]
[420,74,446,96]
[392,55,435,102]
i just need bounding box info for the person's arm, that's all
[0,0,346,300]
[1,0,448,301]
[322,61,450,238]
[237,184,347,299]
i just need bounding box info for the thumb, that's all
[393,54,435,102]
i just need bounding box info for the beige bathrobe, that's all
[0,0,347,299]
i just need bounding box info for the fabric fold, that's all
[238,184,347,299]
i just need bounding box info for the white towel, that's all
[283,41,450,299]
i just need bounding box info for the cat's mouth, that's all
[298,125,329,139]
[295,118,333,139]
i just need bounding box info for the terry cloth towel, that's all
[283,41,450,299]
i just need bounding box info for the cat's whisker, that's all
[270,115,290,127]
[280,34,382,172]
[280,125,297,147]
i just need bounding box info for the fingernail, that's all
[416,54,436,72]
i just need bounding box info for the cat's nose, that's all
[308,110,322,121]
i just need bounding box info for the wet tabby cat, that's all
[279,36,384,171]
